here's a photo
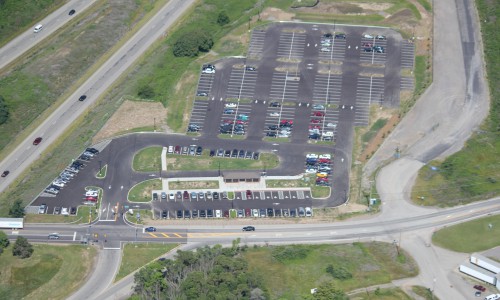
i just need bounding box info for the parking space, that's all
[277,31,306,59]
[263,104,296,138]
[400,77,414,90]
[401,40,415,68]
[318,33,346,61]
[312,73,342,105]
[225,66,258,100]
[269,71,300,102]
[354,76,385,126]
[188,100,209,133]
[196,72,215,96]
[247,29,266,58]
[219,103,252,135]
[359,35,388,65]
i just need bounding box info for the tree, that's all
[12,236,33,258]
[172,31,214,57]
[0,95,9,125]
[217,11,230,26]
[326,264,352,280]
[0,231,9,253]
[313,281,348,300]
[9,200,25,218]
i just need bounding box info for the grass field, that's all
[166,153,279,171]
[0,244,96,299]
[168,181,219,190]
[128,179,162,202]
[432,215,500,253]
[24,206,95,224]
[244,242,418,299]
[114,243,179,282]
[411,0,499,206]
[266,175,330,198]
[133,147,162,172]
[411,286,438,300]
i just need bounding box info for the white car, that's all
[206,192,213,200]
[215,210,222,218]
[363,34,374,39]
[270,112,280,117]
[319,154,331,159]
[306,153,318,159]
[61,208,69,215]
[167,146,174,153]
[86,191,98,197]
[52,181,65,188]
[34,24,43,33]
[312,104,324,110]
[168,193,175,200]
[326,122,336,128]
[305,168,317,173]
[225,103,237,108]
[252,209,259,217]
[202,68,215,74]
[305,207,312,217]
[320,47,331,52]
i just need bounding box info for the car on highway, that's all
[145,227,156,232]
[48,233,60,239]
[78,95,87,101]
[242,226,255,231]
[34,24,43,33]
[1,171,9,177]
[33,137,43,145]
[69,9,76,16]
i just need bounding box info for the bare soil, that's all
[93,100,169,142]
[257,7,294,21]
[360,113,401,162]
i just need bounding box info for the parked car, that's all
[39,204,47,214]
[242,226,255,231]
[474,285,486,292]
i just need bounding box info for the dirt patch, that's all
[296,2,392,15]
[258,7,294,21]
[360,113,401,162]
[93,100,169,142]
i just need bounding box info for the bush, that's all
[0,95,9,125]
[9,200,25,218]
[12,236,33,258]
[217,11,230,26]
[326,264,352,280]
[137,84,155,99]
[0,231,9,250]
[271,245,311,262]
[172,30,213,57]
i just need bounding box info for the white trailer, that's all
[459,264,497,285]
[0,218,23,229]
[471,253,500,274]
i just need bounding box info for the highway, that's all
[0,0,98,70]
[0,0,196,194]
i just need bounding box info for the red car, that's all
[280,119,293,125]
[245,208,251,217]
[311,111,325,117]
[474,285,486,292]
[309,125,321,130]
[33,137,43,145]
[319,158,331,164]
[86,196,98,202]
[246,190,252,199]
[310,119,321,124]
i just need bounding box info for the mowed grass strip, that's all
[350,287,412,300]
[128,179,162,202]
[0,244,96,300]
[244,242,418,299]
[115,243,179,282]
[133,146,162,171]
[166,153,279,171]
[432,215,500,253]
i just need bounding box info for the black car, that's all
[267,208,274,217]
[275,209,281,217]
[335,33,346,39]
[209,149,215,157]
[269,102,281,107]
[238,150,245,158]
[268,125,279,130]
[245,66,256,71]
[224,150,231,157]
[266,132,277,137]
[192,210,198,218]
[253,152,260,160]
[162,210,168,219]
[290,209,297,217]
[177,210,183,218]
[242,226,255,231]
[196,146,203,156]
[245,151,253,159]
[70,207,77,215]
[69,9,76,15]
[153,193,158,200]
[1,170,9,177]
[199,210,206,218]
[78,95,87,101]
[207,209,213,218]
[184,210,191,218]
[231,149,238,158]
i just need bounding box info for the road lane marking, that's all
[160,233,170,238]
[73,232,77,241]
[148,233,158,237]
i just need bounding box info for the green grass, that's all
[414,55,430,95]
[0,244,96,299]
[0,0,65,47]
[168,181,219,190]
[362,118,388,143]
[115,243,179,282]
[125,209,153,224]
[432,215,500,253]
[351,287,412,299]
[97,165,107,178]
[24,206,95,224]
[167,153,279,171]
[218,134,246,140]
[244,242,418,299]
[411,286,439,300]
[133,147,162,172]
[263,137,291,143]
[266,175,330,198]
[128,179,162,202]
[416,0,432,12]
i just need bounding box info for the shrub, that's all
[172,30,214,57]
[271,245,311,262]
[326,264,352,280]
[137,84,155,99]
[0,95,9,125]
[217,11,230,26]
[12,236,33,259]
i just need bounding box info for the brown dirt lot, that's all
[93,100,169,143]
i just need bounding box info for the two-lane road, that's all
[0,0,196,194]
